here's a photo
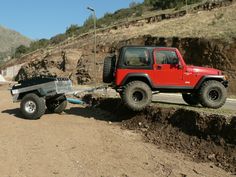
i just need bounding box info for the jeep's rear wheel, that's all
[103,56,116,83]
[122,81,152,111]
[199,80,227,109]
[182,93,199,106]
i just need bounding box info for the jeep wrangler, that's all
[103,46,228,111]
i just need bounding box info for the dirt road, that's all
[153,94,236,113]
[0,84,232,177]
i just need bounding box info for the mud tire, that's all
[199,80,227,109]
[182,93,199,106]
[122,81,152,111]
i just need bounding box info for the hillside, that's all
[0,25,31,61]
[1,0,236,94]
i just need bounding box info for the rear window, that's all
[124,48,150,66]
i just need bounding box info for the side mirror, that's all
[172,58,179,65]
[178,65,183,70]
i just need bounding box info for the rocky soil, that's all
[15,50,91,84]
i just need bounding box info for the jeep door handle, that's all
[157,65,162,70]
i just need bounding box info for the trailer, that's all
[10,77,73,119]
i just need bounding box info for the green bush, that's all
[15,45,29,58]
[66,24,81,37]
[29,39,49,51]
[50,34,67,45]
[144,0,201,10]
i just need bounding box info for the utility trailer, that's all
[10,77,73,119]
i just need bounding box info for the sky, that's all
[0,0,143,40]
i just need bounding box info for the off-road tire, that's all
[182,93,199,106]
[199,80,227,109]
[46,95,67,114]
[122,81,152,111]
[103,56,116,83]
[20,93,45,119]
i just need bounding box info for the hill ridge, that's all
[0,25,31,60]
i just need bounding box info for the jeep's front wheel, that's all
[199,80,227,109]
[122,81,152,111]
[182,93,199,106]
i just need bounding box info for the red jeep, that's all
[103,46,228,111]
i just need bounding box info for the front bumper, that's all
[222,80,229,88]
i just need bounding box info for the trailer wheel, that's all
[20,93,46,119]
[46,95,67,114]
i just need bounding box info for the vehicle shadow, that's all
[65,105,136,122]
[152,101,202,108]
[2,108,54,120]
[2,108,28,119]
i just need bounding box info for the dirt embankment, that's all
[82,96,236,173]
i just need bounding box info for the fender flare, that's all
[194,75,228,89]
[121,73,154,87]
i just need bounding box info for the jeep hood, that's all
[186,65,222,75]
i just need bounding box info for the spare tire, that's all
[103,55,116,83]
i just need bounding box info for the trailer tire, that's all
[20,93,45,119]
[46,95,67,114]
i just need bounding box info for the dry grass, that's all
[111,3,236,42]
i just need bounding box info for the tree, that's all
[15,45,29,58]
[83,14,96,28]
[144,0,201,9]
[50,34,67,45]
[66,24,80,37]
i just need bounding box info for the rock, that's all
[208,154,216,160]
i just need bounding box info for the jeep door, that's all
[153,48,184,87]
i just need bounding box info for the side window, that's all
[124,48,150,66]
[155,50,179,64]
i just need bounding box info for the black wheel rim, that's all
[208,89,220,101]
[132,90,144,102]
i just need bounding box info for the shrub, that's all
[15,45,29,58]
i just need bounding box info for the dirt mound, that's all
[123,107,236,173]
[82,95,236,173]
